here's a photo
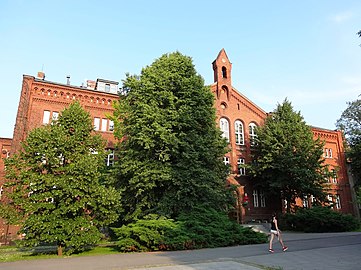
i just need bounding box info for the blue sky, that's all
[1,0,361,138]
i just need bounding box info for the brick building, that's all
[211,49,356,222]
[0,49,357,242]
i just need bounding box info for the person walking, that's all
[269,213,288,253]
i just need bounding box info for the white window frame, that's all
[327,195,333,205]
[109,120,114,131]
[0,185,3,200]
[43,110,51,124]
[253,190,259,207]
[260,190,266,207]
[220,118,230,142]
[235,120,244,145]
[237,158,246,175]
[303,196,309,208]
[52,111,59,121]
[223,156,230,165]
[106,150,115,166]
[335,194,341,209]
[332,169,338,183]
[249,123,257,146]
[101,118,108,132]
[94,117,100,131]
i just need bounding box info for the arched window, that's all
[222,66,227,78]
[220,118,230,141]
[249,123,258,146]
[235,120,244,145]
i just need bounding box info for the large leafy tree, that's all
[1,101,120,255]
[112,52,230,222]
[336,99,361,201]
[249,99,328,212]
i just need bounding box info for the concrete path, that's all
[1,232,361,270]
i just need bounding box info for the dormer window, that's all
[105,84,110,93]
[222,66,227,78]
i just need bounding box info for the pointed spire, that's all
[212,49,232,84]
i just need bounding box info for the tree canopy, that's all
[112,52,230,222]
[248,99,328,211]
[1,101,120,255]
[336,99,361,197]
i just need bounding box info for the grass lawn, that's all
[0,244,120,262]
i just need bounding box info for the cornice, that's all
[31,81,118,99]
[312,131,338,141]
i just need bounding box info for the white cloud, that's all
[330,11,353,23]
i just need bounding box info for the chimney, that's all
[66,75,70,85]
[37,71,45,80]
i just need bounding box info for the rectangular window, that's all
[303,196,309,208]
[94,117,100,130]
[335,195,341,209]
[260,190,266,207]
[311,195,316,205]
[253,190,259,207]
[52,111,59,121]
[332,170,338,183]
[327,195,333,205]
[105,150,114,166]
[101,118,108,132]
[105,83,110,92]
[109,120,114,131]
[0,185,3,200]
[43,110,51,124]
[223,156,230,165]
[237,158,246,175]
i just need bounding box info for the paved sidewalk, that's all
[1,232,361,270]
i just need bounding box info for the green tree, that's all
[1,101,120,255]
[249,99,328,212]
[112,52,230,222]
[336,98,361,202]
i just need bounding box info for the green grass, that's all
[0,244,120,262]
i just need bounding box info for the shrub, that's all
[280,206,360,233]
[112,214,189,252]
[176,206,267,248]
[112,207,267,252]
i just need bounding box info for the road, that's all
[1,232,361,270]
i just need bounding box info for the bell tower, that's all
[212,49,232,100]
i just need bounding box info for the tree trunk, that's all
[57,244,63,256]
[4,224,9,245]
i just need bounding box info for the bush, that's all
[280,207,360,233]
[112,207,267,252]
[176,206,267,248]
[112,214,188,252]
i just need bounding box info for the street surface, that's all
[1,232,360,270]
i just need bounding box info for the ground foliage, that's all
[280,206,360,232]
[111,52,231,222]
[1,102,120,255]
[248,99,329,212]
[113,206,267,252]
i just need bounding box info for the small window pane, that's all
[94,117,100,130]
[43,110,51,124]
[52,112,59,121]
[101,119,108,132]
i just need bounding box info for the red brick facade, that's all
[0,49,357,241]
[211,49,356,222]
